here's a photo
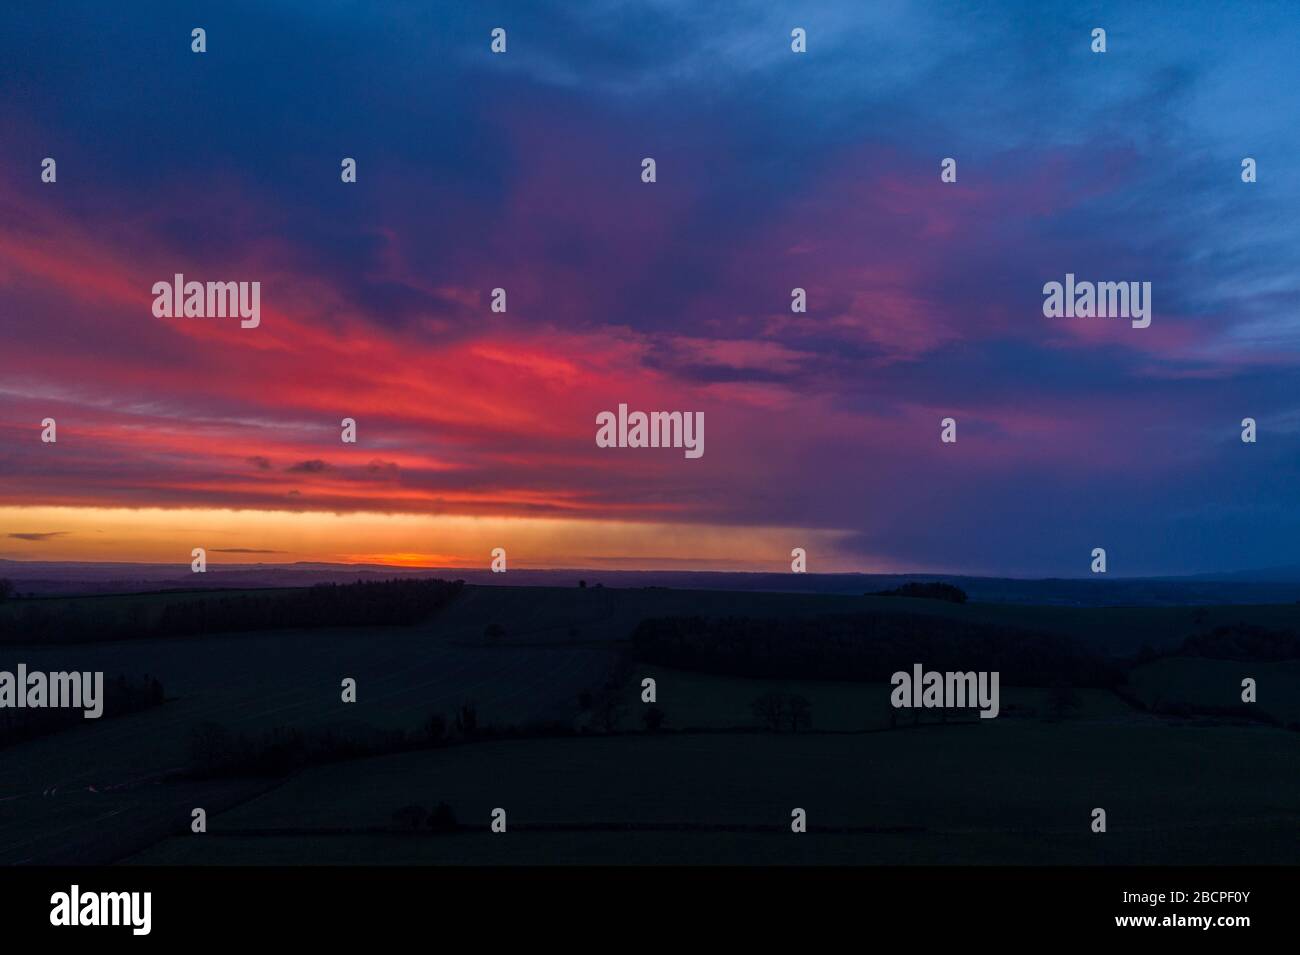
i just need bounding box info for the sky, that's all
[1,0,1299,576]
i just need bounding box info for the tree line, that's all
[870,582,968,604]
[631,612,1124,687]
[1179,623,1300,661]
[0,578,465,645]
[0,674,164,749]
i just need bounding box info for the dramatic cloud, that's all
[1,1,1298,574]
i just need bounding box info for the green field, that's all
[11,583,1300,656]
[126,723,1300,865]
[0,588,623,864]
[1,583,1296,865]
[1128,656,1300,725]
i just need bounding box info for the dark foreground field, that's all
[0,581,1296,865]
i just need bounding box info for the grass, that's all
[2,583,1297,865]
[9,584,1300,658]
[1127,656,1300,725]
[124,722,1300,864]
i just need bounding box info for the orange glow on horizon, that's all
[0,505,891,573]
[337,553,463,568]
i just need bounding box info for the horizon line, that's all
[0,555,1292,584]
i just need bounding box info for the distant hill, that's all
[3,559,1300,606]
[1171,563,1300,583]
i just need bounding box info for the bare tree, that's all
[392,805,427,831]
[750,691,787,732]
[455,702,478,737]
[642,705,666,732]
[594,693,623,732]
[428,801,458,832]
[786,694,812,733]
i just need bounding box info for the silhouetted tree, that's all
[455,702,478,737]
[633,612,1122,688]
[424,713,447,744]
[642,705,667,732]
[392,805,427,831]
[751,691,786,731]
[428,801,458,833]
[872,582,967,604]
[188,721,235,773]
[1182,623,1300,661]
[1,578,465,645]
[0,672,166,750]
[786,694,813,732]
[594,694,623,732]
[0,579,12,602]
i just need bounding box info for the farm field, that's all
[1,582,1296,865]
[126,722,1300,865]
[0,587,622,864]
[9,582,1300,655]
[1127,656,1300,725]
